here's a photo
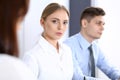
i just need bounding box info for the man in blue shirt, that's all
[64,7,120,80]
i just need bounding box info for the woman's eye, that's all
[52,20,58,24]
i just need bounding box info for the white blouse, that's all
[23,35,73,80]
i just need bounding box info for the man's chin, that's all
[95,36,101,39]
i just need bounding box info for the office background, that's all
[18,0,120,79]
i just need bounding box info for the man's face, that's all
[81,16,105,42]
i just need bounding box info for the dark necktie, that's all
[88,45,95,77]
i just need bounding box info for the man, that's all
[64,7,120,80]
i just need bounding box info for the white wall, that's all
[92,0,120,79]
[18,0,69,58]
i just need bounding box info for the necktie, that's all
[88,45,95,77]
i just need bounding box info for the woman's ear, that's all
[40,18,44,26]
[40,18,46,30]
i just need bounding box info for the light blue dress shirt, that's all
[64,33,120,80]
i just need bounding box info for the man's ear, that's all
[81,19,88,28]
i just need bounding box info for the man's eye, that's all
[96,22,100,25]
[96,21,105,26]
[63,21,68,25]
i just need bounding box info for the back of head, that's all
[41,3,69,21]
[0,0,29,57]
[80,7,105,26]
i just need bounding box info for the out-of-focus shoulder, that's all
[0,54,37,80]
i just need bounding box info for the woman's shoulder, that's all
[0,54,37,80]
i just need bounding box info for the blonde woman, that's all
[23,3,73,80]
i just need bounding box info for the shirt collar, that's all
[76,33,91,50]
[38,34,62,53]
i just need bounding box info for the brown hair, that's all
[0,0,29,57]
[41,3,69,20]
[80,7,105,26]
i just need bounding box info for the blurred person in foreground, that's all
[0,0,37,80]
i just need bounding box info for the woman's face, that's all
[41,9,69,42]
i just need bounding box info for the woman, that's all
[23,3,73,80]
[0,0,37,80]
